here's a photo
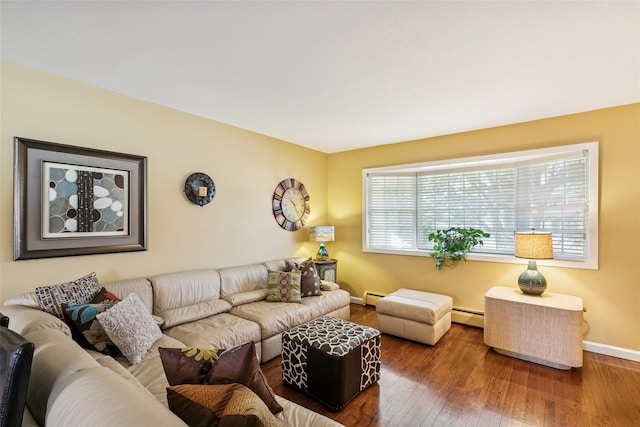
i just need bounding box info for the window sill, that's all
[362,248,598,270]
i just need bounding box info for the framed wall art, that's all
[13,137,147,260]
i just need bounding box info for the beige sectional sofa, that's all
[2,258,350,427]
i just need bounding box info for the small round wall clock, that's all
[272,178,310,231]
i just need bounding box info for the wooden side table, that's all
[313,259,338,282]
[484,286,583,369]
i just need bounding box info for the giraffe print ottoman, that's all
[281,316,381,411]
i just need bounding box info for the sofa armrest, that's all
[47,367,186,426]
[0,305,70,337]
[320,280,340,291]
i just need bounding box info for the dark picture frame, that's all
[14,137,147,260]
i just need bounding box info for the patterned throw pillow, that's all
[35,272,101,319]
[159,341,283,414]
[159,346,225,386]
[167,383,286,427]
[62,287,122,355]
[287,258,322,297]
[266,270,301,303]
[96,293,162,365]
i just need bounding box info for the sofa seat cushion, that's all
[119,334,186,406]
[299,290,352,318]
[229,301,313,340]
[90,350,157,398]
[164,313,261,351]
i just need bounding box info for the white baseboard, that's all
[352,299,640,363]
[351,296,365,305]
[583,341,640,362]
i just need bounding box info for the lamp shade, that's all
[515,231,553,259]
[309,226,335,242]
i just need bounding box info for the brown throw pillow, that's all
[167,383,284,427]
[287,258,322,297]
[159,347,225,386]
[159,341,283,414]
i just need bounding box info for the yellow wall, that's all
[0,61,328,300]
[328,103,640,351]
[2,60,639,352]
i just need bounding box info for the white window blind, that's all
[363,142,598,268]
[516,155,588,261]
[367,174,416,249]
[417,167,516,254]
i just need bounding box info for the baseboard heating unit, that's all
[362,291,387,306]
[451,306,484,328]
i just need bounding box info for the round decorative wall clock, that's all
[272,178,310,231]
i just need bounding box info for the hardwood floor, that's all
[262,304,640,427]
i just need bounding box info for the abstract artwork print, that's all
[42,162,129,238]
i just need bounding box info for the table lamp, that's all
[515,229,553,295]
[309,226,334,261]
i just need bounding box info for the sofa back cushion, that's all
[219,264,268,299]
[100,278,154,313]
[149,269,229,328]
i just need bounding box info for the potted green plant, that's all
[428,227,490,269]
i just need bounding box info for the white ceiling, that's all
[1,1,638,153]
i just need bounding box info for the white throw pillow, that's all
[97,293,162,365]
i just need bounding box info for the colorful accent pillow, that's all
[35,272,101,319]
[96,293,162,365]
[288,258,322,297]
[266,270,301,303]
[159,341,283,414]
[167,383,285,427]
[61,287,123,355]
[63,301,119,355]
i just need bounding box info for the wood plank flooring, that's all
[262,304,640,427]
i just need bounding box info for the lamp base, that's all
[518,260,547,295]
[316,243,329,261]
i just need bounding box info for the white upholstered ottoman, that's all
[376,288,453,345]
